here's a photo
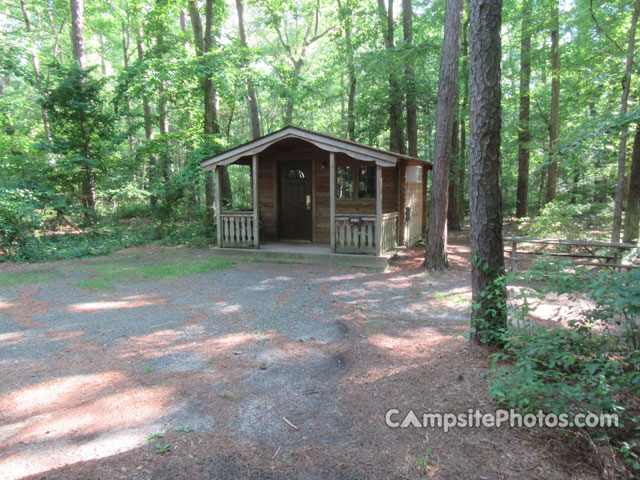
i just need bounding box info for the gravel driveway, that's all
[0,238,600,479]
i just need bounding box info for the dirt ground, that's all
[0,231,601,479]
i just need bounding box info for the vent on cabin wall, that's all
[406,165,422,183]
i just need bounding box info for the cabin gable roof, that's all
[200,126,431,171]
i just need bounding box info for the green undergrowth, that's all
[0,271,54,286]
[79,256,236,287]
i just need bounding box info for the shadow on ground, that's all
[0,231,600,479]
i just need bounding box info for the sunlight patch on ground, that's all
[314,272,367,283]
[3,372,126,417]
[1,427,154,480]
[10,387,173,444]
[0,332,23,344]
[216,302,241,313]
[115,329,185,359]
[66,298,159,312]
[0,300,16,309]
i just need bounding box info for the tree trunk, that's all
[121,21,135,155]
[283,59,304,125]
[47,6,65,63]
[623,124,640,243]
[189,0,232,210]
[425,0,463,269]
[377,0,405,154]
[612,0,640,242]
[69,0,95,221]
[515,0,531,218]
[69,0,86,68]
[157,33,170,187]
[338,0,356,141]
[236,0,261,139]
[448,107,461,231]
[403,0,418,157]
[469,0,506,346]
[545,0,560,204]
[458,17,469,221]
[99,34,108,75]
[136,32,158,208]
[20,0,52,142]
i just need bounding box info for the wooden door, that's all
[278,160,312,240]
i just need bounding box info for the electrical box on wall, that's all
[406,165,422,183]
[405,207,412,221]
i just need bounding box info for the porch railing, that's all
[220,211,257,248]
[334,212,398,255]
[380,212,398,253]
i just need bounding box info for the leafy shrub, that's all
[520,200,585,239]
[0,185,44,260]
[113,202,153,220]
[489,259,640,474]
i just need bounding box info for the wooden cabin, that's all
[200,126,432,260]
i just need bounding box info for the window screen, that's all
[357,166,376,199]
[337,166,353,199]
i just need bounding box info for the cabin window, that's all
[336,164,377,200]
[287,169,306,179]
[337,166,354,199]
[357,166,376,199]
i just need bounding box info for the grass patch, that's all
[0,271,52,286]
[217,390,242,401]
[84,257,235,285]
[75,279,115,290]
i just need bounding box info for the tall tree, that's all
[69,0,96,221]
[623,124,640,243]
[19,0,52,142]
[136,28,158,208]
[469,0,506,345]
[458,16,469,221]
[263,0,328,126]
[403,0,417,157]
[612,0,640,242]
[377,0,405,154]
[156,31,170,186]
[338,0,356,141]
[447,101,462,231]
[425,0,463,269]
[188,0,232,210]
[545,0,560,204]
[236,0,261,139]
[515,0,531,218]
[69,0,86,69]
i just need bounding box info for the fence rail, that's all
[504,236,638,272]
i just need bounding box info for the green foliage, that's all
[0,183,45,260]
[470,254,508,347]
[417,447,434,472]
[42,65,115,218]
[516,200,612,240]
[489,259,640,473]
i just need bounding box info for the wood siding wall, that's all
[252,140,399,245]
[405,170,424,246]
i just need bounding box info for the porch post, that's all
[215,166,222,247]
[330,152,336,252]
[375,165,382,256]
[252,154,259,248]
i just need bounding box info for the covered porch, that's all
[201,126,432,261]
